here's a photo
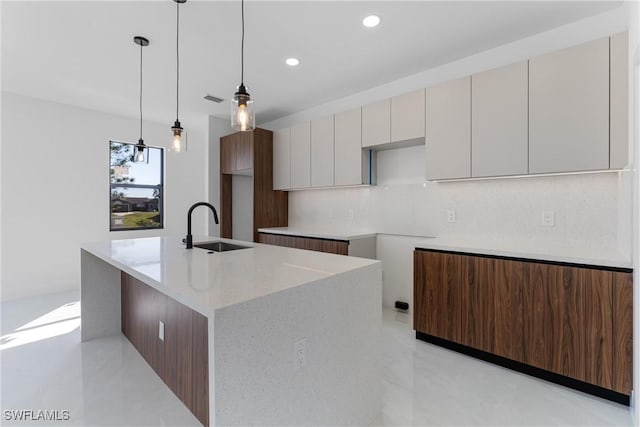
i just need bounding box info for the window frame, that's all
[109,140,164,232]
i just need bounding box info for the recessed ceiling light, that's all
[285,58,300,66]
[362,15,381,28]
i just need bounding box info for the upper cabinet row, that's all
[427,33,628,180]
[273,32,628,188]
[273,108,375,190]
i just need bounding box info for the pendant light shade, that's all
[231,0,255,131]
[134,36,149,163]
[171,0,187,152]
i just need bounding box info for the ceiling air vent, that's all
[204,94,224,103]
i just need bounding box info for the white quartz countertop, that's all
[81,236,379,316]
[257,227,376,241]
[414,236,632,269]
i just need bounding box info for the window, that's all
[110,141,164,231]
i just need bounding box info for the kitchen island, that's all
[80,236,382,426]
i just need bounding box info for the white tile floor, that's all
[1,291,633,426]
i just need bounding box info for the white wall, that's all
[1,92,208,301]
[263,6,633,313]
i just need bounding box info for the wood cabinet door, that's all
[235,132,253,171]
[466,257,524,361]
[391,89,425,143]
[612,271,633,394]
[414,251,465,342]
[425,77,471,180]
[220,135,235,174]
[362,98,391,148]
[529,37,609,173]
[524,263,615,385]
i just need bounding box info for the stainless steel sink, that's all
[193,241,250,252]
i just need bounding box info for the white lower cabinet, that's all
[425,77,471,180]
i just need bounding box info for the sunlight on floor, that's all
[0,301,80,351]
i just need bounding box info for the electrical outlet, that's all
[447,209,456,223]
[348,208,355,220]
[542,211,555,227]
[293,338,307,372]
[159,321,165,341]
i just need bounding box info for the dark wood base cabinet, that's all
[257,232,349,255]
[121,273,209,426]
[414,249,633,403]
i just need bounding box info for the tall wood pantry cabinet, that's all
[220,128,288,242]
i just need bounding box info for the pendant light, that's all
[171,0,187,152]
[134,36,149,163]
[231,0,255,132]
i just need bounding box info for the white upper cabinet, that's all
[471,61,528,177]
[362,98,391,148]
[391,89,425,143]
[290,122,311,189]
[311,115,335,187]
[529,37,609,174]
[425,76,471,180]
[335,107,367,186]
[610,31,629,169]
[273,128,291,190]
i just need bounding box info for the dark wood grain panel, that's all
[220,173,232,239]
[612,271,633,394]
[121,273,209,426]
[413,251,464,342]
[252,128,288,242]
[583,269,612,389]
[220,129,288,242]
[220,135,234,174]
[523,263,550,370]
[257,232,348,255]
[461,256,486,350]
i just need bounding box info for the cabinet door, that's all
[335,107,365,186]
[425,77,471,180]
[391,89,425,143]
[414,251,464,342]
[273,128,291,190]
[612,271,632,394]
[220,135,235,174]
[362,98,391,147]
[529,37,609,173]
[235,132,253,171]
[465,257,524,361]
[290,122,311,189]
[472,61,528,177]
[311,115,335,187]
[610,32,629,169]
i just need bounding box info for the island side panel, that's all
[81,249,122,341]
[121,272,210,427]
[213,262,382,426]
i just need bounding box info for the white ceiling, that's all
[1,1,622,129]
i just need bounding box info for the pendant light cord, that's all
[139,41,143,140]
[241,0,244,85]
[176,1,180,121]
